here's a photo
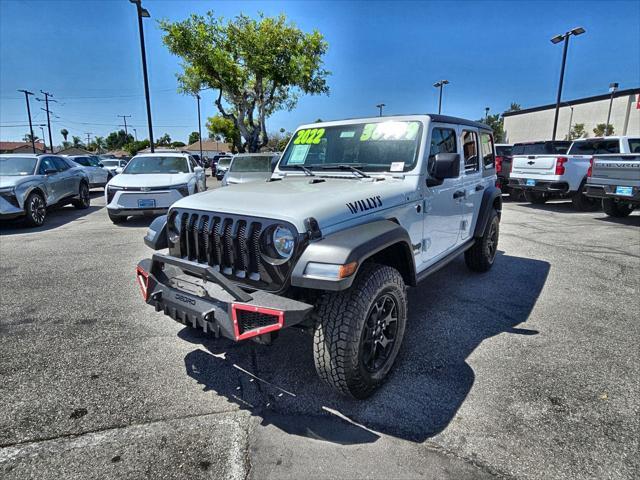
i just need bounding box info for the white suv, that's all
[105,152,206,224]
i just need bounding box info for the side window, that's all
[88,157,100,167]
[53,157,70,171]
[38,157,57,174]
[629,138,640,153]
[188,156,198,171]
[480,132,495,170]
[462,130,479,173]
[428,127,457,176]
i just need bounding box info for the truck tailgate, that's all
[512,155,557,174]
[591,154,640,184]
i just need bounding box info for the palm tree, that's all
[60,128,69,141]
[94,136,106,153]
[72,136,82,148]
[23,133,39,143]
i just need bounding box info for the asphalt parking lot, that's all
[1,178,638,480]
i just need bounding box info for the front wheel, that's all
[602,198,633,218]
[313,263,407,399]
[24,191,47,227]
[465,209,499,272]
[72,182,90,209]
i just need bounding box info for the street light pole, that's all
[130,0,154,152]
[605,82,618,135]
[196,93,203,160]
[485,107,490,123]
[550,27,585,142]
[39,126,47,153]
[18,89,36,153]
[375,103,386,116]
[567,105,574,139]
[433,80,449,115]
[133,128,138,141]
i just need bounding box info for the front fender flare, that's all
[291,219,416,291]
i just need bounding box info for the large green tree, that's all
[156,133,172,147]
[160,12,330,152]
[206,115,241,152]
[477,113,505,143]
[60,128,69,141]
[593,123,614,136]
[188,131,200,145]
[105,130,134,150]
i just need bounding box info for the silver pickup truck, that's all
[585,154,640,217]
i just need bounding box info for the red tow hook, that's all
[136,265,150,301]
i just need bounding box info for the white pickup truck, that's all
[509,136,640,211]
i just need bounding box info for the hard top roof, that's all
[297,114,491,131]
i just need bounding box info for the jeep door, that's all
[460,129,484,242]
[422,124,462,263]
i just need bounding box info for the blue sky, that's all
[1,0,638,146]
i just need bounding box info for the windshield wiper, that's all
[292,165,315,176]
[317,164,370,178]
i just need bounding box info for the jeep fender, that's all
[473,186,502,238]
[291,219,416,291]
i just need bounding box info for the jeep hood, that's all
[108,173,193,188]
[173,175,412,232]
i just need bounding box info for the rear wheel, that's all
[524,191,547,204]
[571,183,599,211]
[24,191,47,227]
[465,209,499,272]
[313,263,407,399]
[108,211,127,224]
[602,198,633,218]
[72,182,90,209]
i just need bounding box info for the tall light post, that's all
[130,0,154,152]
[375,103,386,117]
[484,107,490,123]
[605,82,618,135]
[566,104,574,139]
[18,89,36,153]
[39,125,47,153]
[433,80,449,115]
[550,27,586,142]
[195,93,203,160]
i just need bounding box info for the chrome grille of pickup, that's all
[178,212,263,282]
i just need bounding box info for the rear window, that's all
[629,139,640,153]
[512,142,570,155]
[568,140,620,155]
[495,145,512,157]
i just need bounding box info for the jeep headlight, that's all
[272,225,295,259]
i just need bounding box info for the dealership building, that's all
[502,87,640,144]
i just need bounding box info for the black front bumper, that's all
[137,254,313,341]
[509,179,570,194]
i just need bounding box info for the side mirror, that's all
[115,167,123,174]
[428,153,460,183]
[194,166,204,173]
[44,168,58,175]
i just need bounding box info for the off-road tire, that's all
[571,183,599,212]
[108,211,127,224]
[23,191,47,227]
[313,263,407,399]
[602,198,633,218]
[465,209,499,272]
[524,191,547,204]
[72,182,90,209]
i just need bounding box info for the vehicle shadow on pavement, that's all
[0,204,103,236]
[180,252,549,445]
[594,213,640,226]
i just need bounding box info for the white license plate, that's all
[138,199,156,208]
[615,186,633,196]
[526,179,536,186]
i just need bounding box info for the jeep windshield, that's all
[279,120,423,173]
[123,156,189,174]
[0,157,37,176]
[229,155,273,172]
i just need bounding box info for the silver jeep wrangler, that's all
[138,115,502,398]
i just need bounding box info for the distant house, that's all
[103,150,131,158]
[55,146,93,156]
[0,141,46,154]
[185,139,234,157]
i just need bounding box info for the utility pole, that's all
[38,91,56,154]
[550,27,586,141]
[18,89,36,153]
[433,80,449,115]
[605,82,619,135]
[375,103,386,117]
[85,132,93,150]
[130,0,155,152]
[196,93,203,160]
[117,115,131,136]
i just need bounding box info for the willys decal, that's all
[346,196,383,214]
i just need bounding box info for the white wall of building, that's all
[503,91,640,143]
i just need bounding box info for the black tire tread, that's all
[602,198,632,218]
[313,263,406,398]
[465,209,499,273]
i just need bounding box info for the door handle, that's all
[453,190,465,199]
[475,184,485,191]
